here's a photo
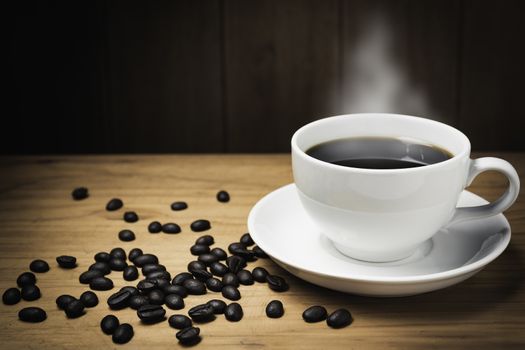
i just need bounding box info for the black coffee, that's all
[306,137,452,169]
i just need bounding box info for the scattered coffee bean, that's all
[56,294,76,309]
[137,279,156,293]
[188,303,215,323]
[118,229,135,242]
[216,190,230,203]
[237,269,254,285]
[90,276,114,291]
[65,299,85,318]
[148,221,162,233]
[162,223,181,234]
[2,288,21,305]
[164,284,188,298]
[128,248,143,262]
[89,262,111,275]
[230,247,256,261]
[240,233,254,246]
[176,326,201,345]
[187,260,207,274]
[133,254,159,267]
[195,235,214,246]
[228,242,246,254]
[190,219,211,232]
[192,269,212,282]
[165,294,184,310]
[129,295,149,310]
[266,275,289,292]
[146,270,171,280]
[100,314,120,335]
[198,253,219,266]
[108,290,132,310]
[79,270,104,284]
[110,247,126,260]
[106,198,123,211]
[253,245,268,258]
[172,272,193,286]
[137,304,166,323]
[120,286,139,296]
[302,306,328,323]
[18,307,47,322]
[123,266,139,281]
[210,262,229,277]
[29,259,50,273]
[72,187,88,200]
[222,273,239,288]
[112,323,134,344]
[227,256,246,274]
[56,255,77,269]
[183,279,206,295]
[326,308,353,328]
[80,291,99,307]
[225,302,243,322]
[190,244,210,256]
[205,278,223,292]
[153,277,170,289]
[148,289,165,305]
[17,272,36,287]
[94,252,111,263]
[266,300,284,318]
[169,314,192,329]
[207,299,227,314]
[123,211,139,223]
[222,285,241,301]
[21,285,40,301]
[210,247,227,260]
[109,258,127,271]
[252,267,269,283]
[171,201,188,211]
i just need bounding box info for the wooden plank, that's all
[459,0,525,151]
[224,0,340,152]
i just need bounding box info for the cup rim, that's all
[291,113,471,174]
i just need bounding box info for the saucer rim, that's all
[248,183,511,284]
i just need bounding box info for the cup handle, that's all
[448,157,520,225]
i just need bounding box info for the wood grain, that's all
[0,154,524,349]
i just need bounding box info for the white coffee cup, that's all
[291,113,520,262]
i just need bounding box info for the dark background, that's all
[5,0,525,154]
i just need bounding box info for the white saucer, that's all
[247,184,511,297]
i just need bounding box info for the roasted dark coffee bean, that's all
[19,307,47,322]
[17,272,36,287]
[123,266,139,281]
[302,305,327,323]
[190,244,210,256]
[216,190,230,203]
[228,242,246,254]
[118,229,135,242]
[123,211,139,223]
[222,273,239,288]
[148,221,162,233]
[169,314,192,329]
[90,276,114,291]
[266,275,289,292]
[198,253,219,266]
[56,294,76,309]
[128,248,143,262]
[153,278,170,290]
[252,267,269,282]
[187,260,207,273]
[133,254,158,267]
[165,294,184,310]
[137,304,166,323]
[266,300,284,318]
[176,326,201,345]
[112,323,134,344]
[253,245,268,258]
[106,198,123,211]
[230,247,256,261]
[226,256,246,274]
[173,272,194,286]
[65,299,85,318]
[162,223,181,234]
[240,233,254,246]
[326,308,353,328]
[120,286,139,296]
[195,235,214,246]
[80,291,99,308]
[171,201,188,211]
[94,252,111,263]
[108,290,132,310]
[56,255,77,269]
[188,303,215,323]
[183,279,207,295]
[146,270,171,281]
[164,284,188,298]
[72,187,88,200]
[192,269,212,282]
[29,259,50,273]
[89,262,111,275]
[205,278,223,292]
[225,302,243,322]
[2,288,21,305]
[110,247,126,260]
[210,262,229,277]
[207,299,227,314]
[129,295,149,310]
[79,270,103,284]
[148,289,165,305]
[100,314,119,335]
[109,258,127,271]
[237,270,254,285]
[221,285,241,301]
[21,285,40,301]
[190,219,211,232]
[137,279,156,293]
[210,247,227,260]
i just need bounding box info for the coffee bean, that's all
[266,275,289,292]
[120,286,139,296]
[118,229,135,242]
[230,247,256,261]
[128,248,143,262]
[79,270,104,284]
[169,314,192,329]
[123,266,139,281]
[228,242,246,254]
[253,245,268,258]
[326,308,353,328]
[108,290,132,310]
[72,187,88,200]
[129,295,149,310]
[206,299,227,314]
[94,252,111,263]
[165,294,184,310]
[164,284,188,298]
[162,223,181,234]
[21,285,40,301]
[222,273,239,288]
[302,306,327,323]
[192,269,212,282]
[56,255,77,269]
[226,255,246,274]
[65,299,85,318]
[56,294,76,309]
[197,254,218,267]
[100,315,119,335]
[90,276,114,291]
[89,262,111,275]
[112,323,134,344]
[240,233,254,246]
[205,278,223,292]
[221,285,241,301]
[210,247,227,260]
[176,326,201,345]
[17,272,36,287]
[210,262,229,277]
[110,247,126,260]
[2,288,21,305]
[188,303,215,323]
[191,244,210,256]
[148,289,165,305]
[123,211,139,223]
[109,258,127,271]
[137,279,156,293]
[237,270,254,285]
[80,291,99,308]
[146,270,171,281]
[225,302,243,322]
[252,267,269,283]
[190,219,211,232]
[29,259,49,273]
[106,198,123,211]
[148,221,162,233]
[195,235,214,246]
[217,190,230,203]
[183,279,206,295]
[18,307,47,322]
[172,272,193,286]
[171,201,188,211]
[137,304,166,323]
[266,300,284,318]
[187,261,207,274]
[133,254,158,267]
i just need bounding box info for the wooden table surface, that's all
[0,153,524,349]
